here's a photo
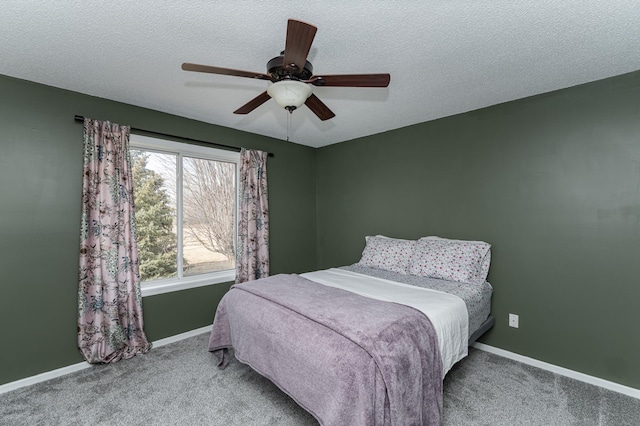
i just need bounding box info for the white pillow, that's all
[358,236,416,274]
[409,238,491,284]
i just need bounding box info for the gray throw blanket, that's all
[209,274,443,426]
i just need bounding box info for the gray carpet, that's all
[1,333,638,425]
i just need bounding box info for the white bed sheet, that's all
[301,268,469,375]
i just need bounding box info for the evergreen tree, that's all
[131,151,178,281]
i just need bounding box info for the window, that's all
[129,135,239,296]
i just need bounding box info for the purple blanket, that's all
[209,274,443,426]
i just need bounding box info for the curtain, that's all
[236,148,270,283]
[78,118,151,363]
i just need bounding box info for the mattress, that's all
[210,273,444,425]
[339,264,493,339]
[301,268,469,376]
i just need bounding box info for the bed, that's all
[209,235,494,426]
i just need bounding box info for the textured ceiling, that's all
[2,1,640,148]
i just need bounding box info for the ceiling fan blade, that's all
[283,19,317,73]
[305,94,335,121]
[307,74,390,87]
[233,91,271,115]
[182,63,272,81]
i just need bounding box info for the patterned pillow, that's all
[408,239,491,284]
[358,236,416,274]
[421,236,492,279]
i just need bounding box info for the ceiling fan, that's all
[182,19,390,121]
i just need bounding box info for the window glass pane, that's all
[183,157,236,276]
[131,150,178,281]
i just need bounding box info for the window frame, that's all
[129,134,239,297]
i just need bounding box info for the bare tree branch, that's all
[183,157,236,261]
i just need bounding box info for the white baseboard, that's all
[4,330,637,401]
[473,342,640,400]
[152,325,212,348]
[0,360,93,396]
[0,325,213,396]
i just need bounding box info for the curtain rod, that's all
[74,115,273,157]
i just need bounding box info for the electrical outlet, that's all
[509,313,519,328]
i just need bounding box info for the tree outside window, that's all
[129,138,237,289]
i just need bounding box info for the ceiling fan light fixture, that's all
[267,80,312,110]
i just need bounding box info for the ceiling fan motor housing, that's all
[267,55,314,81]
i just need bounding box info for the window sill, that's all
[141,270,235,297]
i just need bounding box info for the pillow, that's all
[421,236,488,245]
[409,238,491,284]
[372,235,415,242]
[420,236,492,279]
[358,236,416,274]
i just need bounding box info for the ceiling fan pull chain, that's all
[286,109,291,142]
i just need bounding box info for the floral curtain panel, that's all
[78,118,151,363]
[236,148,270,283]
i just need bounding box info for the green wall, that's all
[316,70,640,389]
[3,69,640,391]
[0,75,317,386]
